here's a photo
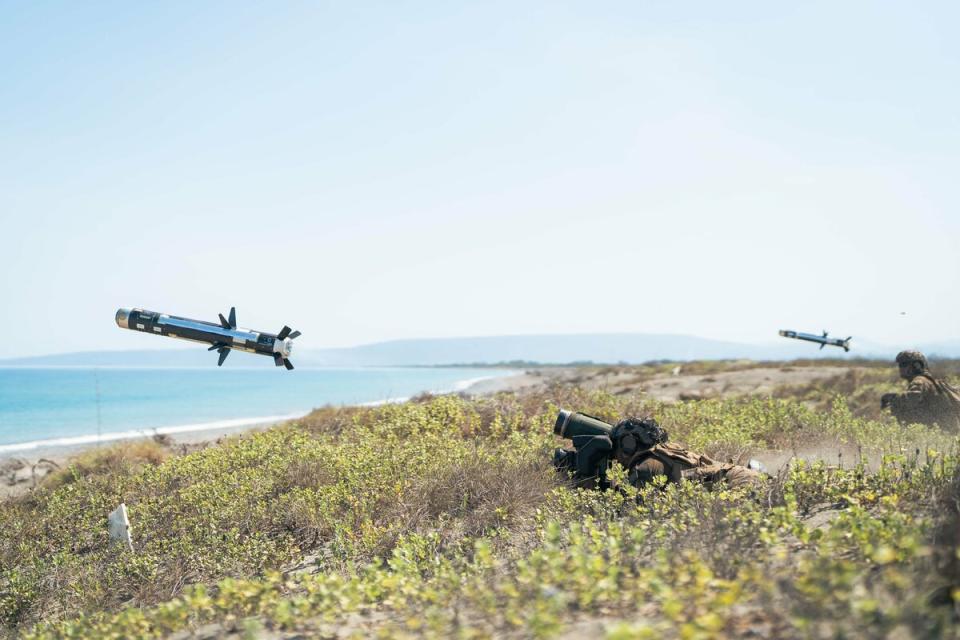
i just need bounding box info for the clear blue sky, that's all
[2,1,958,358]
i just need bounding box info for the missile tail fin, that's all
[217,347,230,367]
[820,343,825,350]
[277,326,292,340]
[218,308,237,329]
[288,330,301,340]
[283,358,294,370]
[274,353,284,367]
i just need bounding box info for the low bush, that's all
[39,440,172,492]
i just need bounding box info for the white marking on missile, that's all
[136,324,144,330]
[153,327,161,332]
[273,338,293,357]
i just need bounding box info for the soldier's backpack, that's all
[925,374,960,429]
[651,442,711,469]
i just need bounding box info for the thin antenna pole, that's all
[94,368,102,445]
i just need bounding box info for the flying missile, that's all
[778,329,851,352]
[115,307,301,369]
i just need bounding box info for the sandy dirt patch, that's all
[464,364,858,403]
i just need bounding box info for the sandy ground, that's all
[465,364,879,476]
[1,364,857,500]
[464,364,851,402]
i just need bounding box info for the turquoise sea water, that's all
[0,367,512,452]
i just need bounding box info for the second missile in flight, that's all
[779,329,851,352]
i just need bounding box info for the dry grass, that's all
[296,405,367,437]
[388,454,556,553]
[40,440,172,491]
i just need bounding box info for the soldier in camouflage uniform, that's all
[881,350,960,432]
[555,415,765,490]
[611,417,765,490]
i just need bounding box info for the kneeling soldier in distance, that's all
[881,351,960,432]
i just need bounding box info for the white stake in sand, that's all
[108,503,134,552]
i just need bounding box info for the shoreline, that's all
[0,362,852,464]
[0,369,528,477]
[0,412,311,456]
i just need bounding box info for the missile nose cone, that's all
[115,308,131,329]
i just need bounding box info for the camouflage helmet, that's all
[611,416,668,466]
[895,350,927,367]
[895,350,928,372]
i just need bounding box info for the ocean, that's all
[0,367,513,453]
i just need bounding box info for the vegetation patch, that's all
[2,369,958,638]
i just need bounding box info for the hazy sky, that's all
[2,1,958,358]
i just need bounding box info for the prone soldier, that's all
[552,410,765,491]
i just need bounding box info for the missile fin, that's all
[283,358,294,370]
[819,343,825,350]
[288,330,301,340]
[274,353,284,367]
[218,314,231,329]
[277,326,292,340]
[217,347,230,367]
[228,307,237,329]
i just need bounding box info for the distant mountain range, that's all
[3,333,957,368]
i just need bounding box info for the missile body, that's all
[116,307,300,369]
[779,329,851,352]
